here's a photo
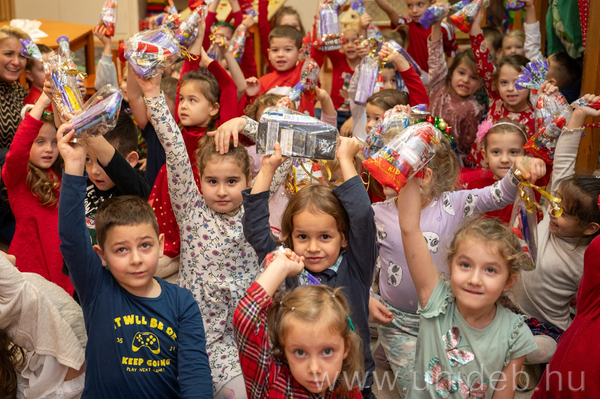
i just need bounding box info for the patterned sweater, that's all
[0,80,28,148]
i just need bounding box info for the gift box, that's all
[257,106,339,161]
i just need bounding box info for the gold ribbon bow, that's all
[514,169,563,217]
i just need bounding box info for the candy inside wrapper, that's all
[350,0,383,42]
[419,1,469,29]
[120,27,181,79]
[316,3,344,51]
[45,50,85,118]
[449,0,489,34]
[257,106,339,161]
[174,4,207,48]
[363,122,441,193]
[98,0,117,37]
[510,196,537,270]
[506,0,525,11]
[364,106,412,158]
[386,40,423,77]
[354,54,380,105]
[20,39,43,62]
[228,24,247,63]
[207,25,225,61]
[258,246,320,287]
[515,60,548,91]
[524,108,570,164]
[71,84,123,138]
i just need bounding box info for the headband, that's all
[476,121,528,143]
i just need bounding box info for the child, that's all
[372,0,458,81]
[1,93,73,294]
[137,70,260,398]
[171,59,184,80]
[482,26,502,63]
[241,134,378,399]
[23,44,51,107]
[93,25,119,91]
[258,4,305,68]
[147,33,238,292]
[509,95,600,388]
[370,133,545,396]
[397,186,538,397]
[234,249,364,398]
[57,121,212,397]
[428,15,483,164]
[311,28,361,129]
[502,30,526,57]
[0,252,86,398]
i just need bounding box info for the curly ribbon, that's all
[178,45,199,61]
[514,169,563,217]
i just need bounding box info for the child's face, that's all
[218,25,234,41]
[450,237,516,316]
[29,123,58,169]
[284,317,350,394]
[279,14,301,31]
[291,210,347,273]
[497,65,529,112]
[502,37,524,57]
[481,131,525,180]
[341,30,358,61]
[450,62,481,97]
[171,69,181,80]
[547,194,587,238]
[365,103,385,133]
[268,37,300,72]
[26,54,48,89]
[86,146,116,191]
[406,0,432,21]
[483,37,501,64]
[178,83,219,127]
[200,157,250,214]
[381,68,397,90]
[94,223,164,297]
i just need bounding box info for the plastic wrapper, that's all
[354,53,380,105]
[257,106,339,161]
[207,25,225,61]
[350,0,383,42]
[515,60,548,91]
[20,39,43,62]
[98,0,117,37]
[156,1,181,30]
[71,85,123,138]
[45,50,84,117]
[174,4,206,48]
[281,58,320,106]
[449,0,489,34]
[289,159,325,193]
[510,189,538,270]
[386,40,423,77]
[506,0,525,11]
[419,0,469,29]
[259,246,320,286]
[119,27,181,79]
[363,122,441,193]
[315,2,344,51]
[228,24,248,63]
[524,108,570,164]
[571,96,600,110]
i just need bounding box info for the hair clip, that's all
[347,316,355,332]
[43,110,53,117]
[291,307,295,311]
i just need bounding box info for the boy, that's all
[57,123,212,397]
[251,25,314,114]
[373,0,458,81]
[23,44,52,107]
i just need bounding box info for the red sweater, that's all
[257,61,315,115]
[2,114,73,294]
[311,48,355,110]
[150,58,238,258]
[23,86,53,112]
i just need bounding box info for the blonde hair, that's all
[502,30,525,48]
[244,94,283,120]
[268,285,364,396]
[26,115,62,206]
[482,119,527,149]
[426,137,460,199]
[0,26,30,43]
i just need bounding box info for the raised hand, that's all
[207,117,248,154]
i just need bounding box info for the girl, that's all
[397,188,538,397]
[428,14,483,165]
[147,32,238,293]
[369,131,546,396]
[135,69,259,399]
[1,92,73,294]
[233,249,364,398]
[458,120,529,223]
[508,95,600,387]
[0,252,86,399]
[502,30,526,57]
[236,125,377,399]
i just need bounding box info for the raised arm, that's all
[372,0,403,27]
[469,8,495,98]
[428,16,449,91]
[523,0,543,61]
[126,63,149,129]
[206,51,239,123]
[93,26,118,90]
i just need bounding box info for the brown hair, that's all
[280,184,349,250]
[244,93,283,120]
[26,114,62,207]
[494,54,530,83]
[482,26,503,52]
[366,89,409,111]
[269,25,304,50]
[195,136,252,180]
[446,49,479,89]
[482,119,527,149]
[0,329,25,399]
[548,52,582,90]
[103,113,139,156]
[180,70,221,130]
[95,195,159,249]
[556,176,600,247]
[502,30,525,49]
[425,137,460,199]
[447,217,526,280]
[25,44,51,72]
[268,285,364,397]
[273,6,306,36]
[160,76,178,103]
